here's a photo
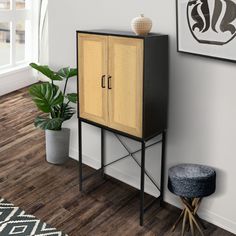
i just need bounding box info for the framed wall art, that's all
[176,0,236,62]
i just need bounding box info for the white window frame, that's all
[0,0,40,96]
[0,0,37,73]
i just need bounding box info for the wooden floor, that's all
[0,87,234,236]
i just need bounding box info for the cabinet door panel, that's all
[78,34,108,125]
[108,36,143,137]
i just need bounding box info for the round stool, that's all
[168,164,216,236]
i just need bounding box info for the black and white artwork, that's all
[177,0,236,62]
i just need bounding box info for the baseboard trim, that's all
[69,148,236,235]
[69,147,160,197]
[0,67,35,96]
[161,201,236,234]
[199,210,236,235]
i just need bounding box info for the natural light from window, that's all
[0,0,31,71]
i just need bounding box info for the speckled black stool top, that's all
[168,164,216,198]
[168,164,216,235]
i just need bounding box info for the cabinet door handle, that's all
[101,75,106,88]
[108,76,112,89]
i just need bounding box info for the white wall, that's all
[0,67,35,96]
[48,0,236,233]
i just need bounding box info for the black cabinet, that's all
[77,30,168,141]
[76,30,169,226]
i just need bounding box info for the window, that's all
[0,0,32,70]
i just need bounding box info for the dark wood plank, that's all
[0,87,234,236]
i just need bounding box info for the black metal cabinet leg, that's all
[140,141,146,226]
[160,130,166,206]
[78,119,83,191]
[101,128,105,178]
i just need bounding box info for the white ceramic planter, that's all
[45,128,70,164]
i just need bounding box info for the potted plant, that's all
[29,63,77,164]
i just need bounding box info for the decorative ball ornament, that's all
[131,14,152,36]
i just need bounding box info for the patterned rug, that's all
[0,198,68,236]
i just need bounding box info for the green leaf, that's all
[51,103,75,121]
[66,93,77,103]
[68,68,78,78]
[34,116,63,130]
[61,104,75,121]
[29,83,63,113]
[57,67,70,78]
[30,63,63,81]
[57,67,77,79]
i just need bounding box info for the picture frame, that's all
[176,0,236,63]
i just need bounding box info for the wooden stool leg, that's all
[182,197,205,236]
[171,197,206,236]
[189,213,195,236]
[187,198,195,235]
[181,197,193,229]
[186,198,194,232]
[189,211,204,236]
[195,214,207,230]
[181,209,188,236]
[171,209,185,232]
[193,198,207,230]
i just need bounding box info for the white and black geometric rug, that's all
[0,198,68,236]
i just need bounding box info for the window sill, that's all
[0,64,31,78]
[0,63,36,96]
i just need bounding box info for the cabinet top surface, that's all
[77,29,167,39]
